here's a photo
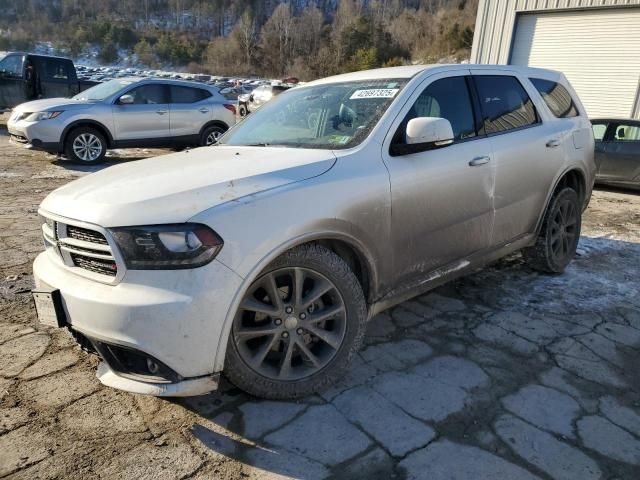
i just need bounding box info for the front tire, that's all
[523,187,581,273]
[64,127,107,164]
[224,244,367,399]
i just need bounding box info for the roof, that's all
[4,51,73,61]
[109,76,220,92]
[305,64,565,86]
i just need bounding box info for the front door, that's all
[112,83,170,143]
[599,122,640,183]
[382,71,495,286]
[0,54,25,108]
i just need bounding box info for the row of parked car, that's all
[0,51,293,111]
[2,52,299,163]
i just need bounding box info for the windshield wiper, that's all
[244,143,271,147]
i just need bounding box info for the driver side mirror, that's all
[391,117,454,156]
[406,117,454,146]
[249,94,254,102]
[118,94,134,105]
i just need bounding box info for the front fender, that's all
[208,227,379,372]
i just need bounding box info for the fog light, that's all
[146,358,160,375]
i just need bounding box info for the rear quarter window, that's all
[530,78,579,118]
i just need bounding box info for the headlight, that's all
[25,111,64,122]
[109,224,223,270]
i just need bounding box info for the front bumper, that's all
[7,118,62,153]
[97,362,220,397]
[33,249,243,396]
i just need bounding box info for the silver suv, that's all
[8,78,236,163]
[32,65,595,399]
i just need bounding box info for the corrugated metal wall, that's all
[471,0,640,118]
[471,0,640,64]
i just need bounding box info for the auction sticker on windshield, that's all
[350,89,399,99]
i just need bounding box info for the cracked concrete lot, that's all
[1,114,640,479]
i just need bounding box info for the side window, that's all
[43,59,69,80]
[125,84,168,105]
[0,55,24,78]
[530,78,578,118]
[613,124,640,142]
[474,75,538,134]
[170,85,211,103]
[394,76,477,144]
[591,123,608,141]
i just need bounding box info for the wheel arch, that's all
[535,167,587,235]
[212,231,378,372]
[60,120,114,150]
[199,120,229,138]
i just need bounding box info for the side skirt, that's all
[368,233,536,317]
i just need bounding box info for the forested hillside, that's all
[0,0,478,79]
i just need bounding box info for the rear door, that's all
[470,70,566,246]
[112,83,170,142]
[599,122,640,184]
[168,85,213,141]
[38,58,74,98]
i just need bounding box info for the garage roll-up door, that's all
[510,8,640,118]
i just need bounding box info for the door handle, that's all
[546,139,560,148]
[469,156,490,167]
[199,108,209,113]
[156,110,168,115]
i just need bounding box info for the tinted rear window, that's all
[170,85,211,103]
[43,59,70,80]
[530,78,578,118]
[474,76,538,134]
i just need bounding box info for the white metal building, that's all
[470,0,640,119]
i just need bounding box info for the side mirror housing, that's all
[249,94,254,102]
[406,117,454,146]
[118,94,134,105]
[390,117,454,156]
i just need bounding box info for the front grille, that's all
[70,253,118,276]
[67,225,109,245]
[41,215,121,281]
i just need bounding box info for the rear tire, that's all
[522,187,581,273]
[201,124,227,146]
[224,244,367,399]
[64,127,107,164]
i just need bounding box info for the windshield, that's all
[73,79,134,101]
[220,79,408,149]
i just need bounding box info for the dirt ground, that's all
[1,113,639,480]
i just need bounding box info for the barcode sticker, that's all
[350,89,399,100]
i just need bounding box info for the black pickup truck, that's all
[0,52,98,111]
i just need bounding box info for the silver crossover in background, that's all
[8,78,236,162]
[32,65,595,398]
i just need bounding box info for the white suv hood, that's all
[41,146,336,226]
